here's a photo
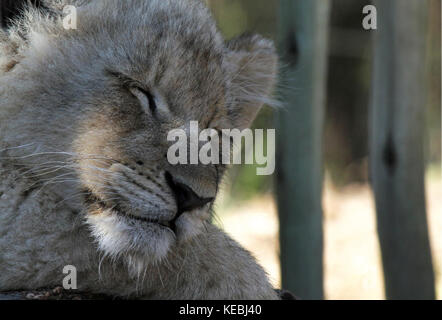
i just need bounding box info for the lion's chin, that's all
[86,209,176,265]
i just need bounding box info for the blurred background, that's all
[207,0,441,300]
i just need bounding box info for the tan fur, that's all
[0,0,278,299]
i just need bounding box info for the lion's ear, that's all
[226,34,278,130]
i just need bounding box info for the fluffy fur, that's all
[0,0,278,299]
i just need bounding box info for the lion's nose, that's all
[165,171,214,214]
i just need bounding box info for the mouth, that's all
[83,189,176,233]
[114,209,174,231]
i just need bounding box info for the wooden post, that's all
[370,0,435,299]
[276,0,330,299]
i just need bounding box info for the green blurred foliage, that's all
[226,107,275,202]
[209,0,278,40]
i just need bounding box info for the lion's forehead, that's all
[76,0,229,120]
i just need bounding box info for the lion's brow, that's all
[106,70,145,90]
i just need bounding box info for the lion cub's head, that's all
[0,0,277,264]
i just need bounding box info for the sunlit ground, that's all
[215,169,442,300]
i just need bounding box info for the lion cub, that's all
[0,0,279,299]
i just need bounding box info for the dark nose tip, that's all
[165,172,214,214]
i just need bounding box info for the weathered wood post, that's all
[370,0,435,299]
[276,0,330,299]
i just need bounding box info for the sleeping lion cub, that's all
[0,0,279,299]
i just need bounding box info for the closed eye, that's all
[129,87,157,114]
